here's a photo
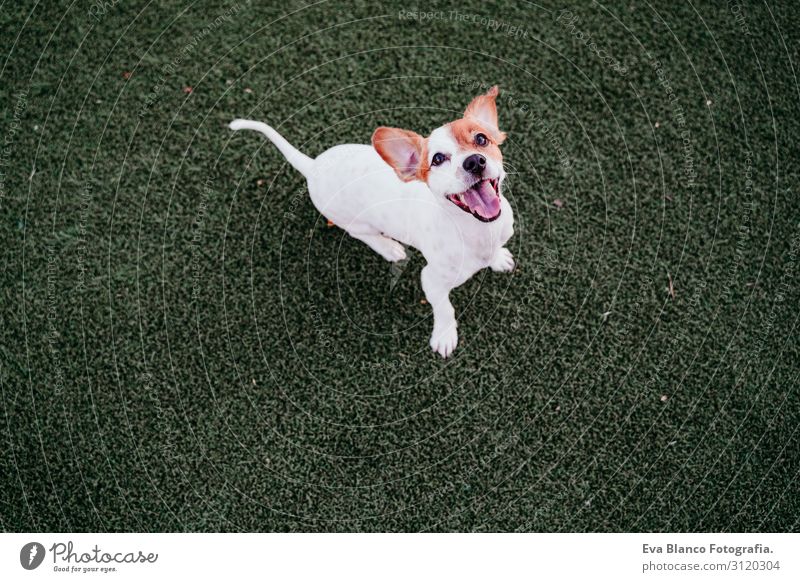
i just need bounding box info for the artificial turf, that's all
[1,0,798,532]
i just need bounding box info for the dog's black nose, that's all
[463,154,486,175]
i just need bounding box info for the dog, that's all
[230,85,514,357]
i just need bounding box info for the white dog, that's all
[230,86,514,357]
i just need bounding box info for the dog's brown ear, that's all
[464,85,502,137]
[372,127,425,182]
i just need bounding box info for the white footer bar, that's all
[2,533,798,581]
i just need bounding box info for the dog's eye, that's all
[475,133,489,147]
[431,153,446,166]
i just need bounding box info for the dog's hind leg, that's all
[350,232,407,263]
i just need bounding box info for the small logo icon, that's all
[20,542,45,570]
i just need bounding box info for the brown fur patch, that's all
[448,118,505,162]
[416,139,430,182]
[464,85,500,128]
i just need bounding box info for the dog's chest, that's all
[466,233,497,264]
[467,207,510,250]
[426,218,506,284]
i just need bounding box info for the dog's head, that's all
[372,86,507,222]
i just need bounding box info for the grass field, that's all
[1,0,798,532]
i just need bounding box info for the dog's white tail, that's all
[229,119,313,177]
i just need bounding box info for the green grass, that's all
[1,0,798,532]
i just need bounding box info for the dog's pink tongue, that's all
[463,181,501,219]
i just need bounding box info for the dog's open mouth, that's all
[446,178,501,222]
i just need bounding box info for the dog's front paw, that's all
[430,323,458,358]
[490,247,515,272]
